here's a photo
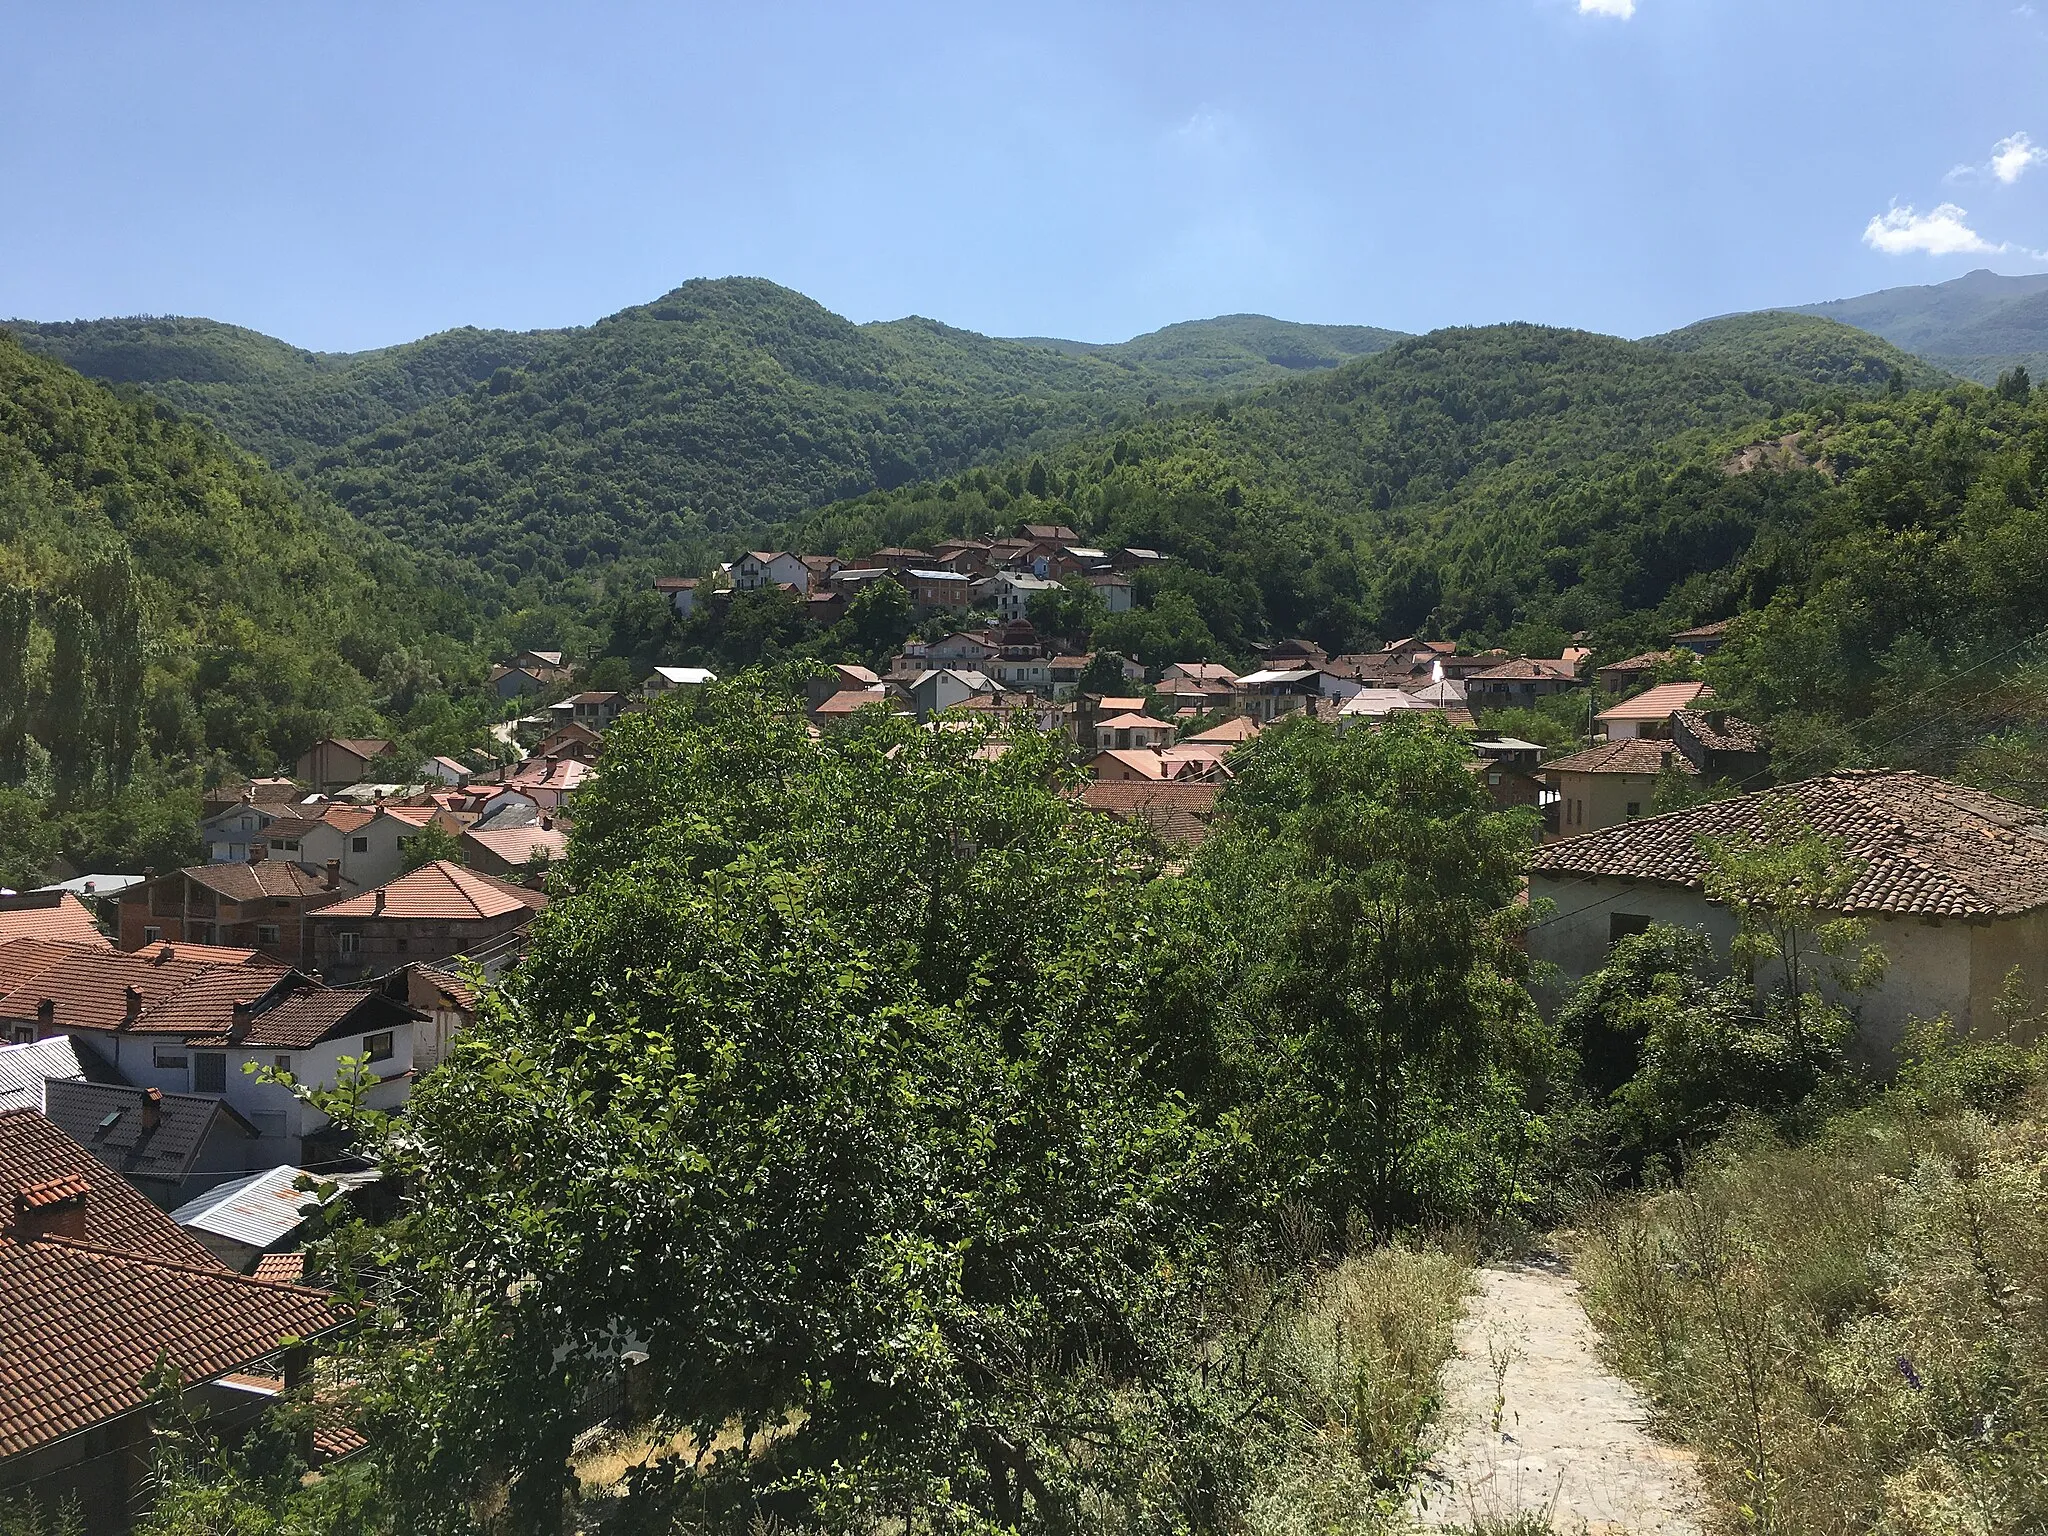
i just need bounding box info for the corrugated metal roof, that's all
[170,1165,336,1250]
[0,1036,119,1114]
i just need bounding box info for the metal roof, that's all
[0,1037,119,1114]
[169,1164,369,1251]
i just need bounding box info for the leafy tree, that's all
[1996,364,2033,402]
[1191,714,1547,1229]
[1075,649,1134,696]
[0,585,29,785]
[41,597,93,809]
[398,820,463,872]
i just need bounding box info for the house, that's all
[809,689,904,726]
[460,823,569,880]
[991,571,1061,622]
[904,569,974,613]
[0,893,109,949]
[548,691,626,732]
[305,861,549,984]
[1470,759,1548,814]
[294,738,396,793]
[383,961,480,1074]
[653,576,701,618]
[926,633,1000,667]
[1021,523,1079,545]
[0,942,424,1164]
[0,1036,121,1114]
[1671,618,1735,656]
[1526,771,2048,1061]
[487,649,571,699]
[1472,736,1546,772]
[1336,688,1439,726]
[170,1163,368,1273]
[1076,781,1219,847]
[1543,738,1693,836]
[804,664,883,707]
[199,797,287,863]
[1672,708,1771,786]
[42,1080,260,1207]
[502,755,591,810]
[0,1109,341,1529]
[906,669,998,719]
[853,547,934,573]
[1162,662,1240,689]
[529,720,605,762]
[645,665,718,694]
[1093,712,1175,753]
[1597,681,1713,741]
[117,861,353,968]
[290,804,469,893]
[418,755,474,787]
[1465,659,1585,711]
[735,551,813,593]
[1595,650,1685,693]
[1088,749,1174,783]
[1186,715,1261,745]
[1234,669,1322,724]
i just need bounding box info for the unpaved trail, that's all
[1416,1257,1706,1534]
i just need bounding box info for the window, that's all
[153,1046,188,1070]
[193,1052,227,1093]
[364,1031,395,1063]
[257,924,282,947]
[338,932,360,956]
[143,925,162,944]
[1625,802,1642,819]
[1609,913,1653,945]
[352,836,370,854]
[274,1054,293,1072]
[270,838,300,852]
[394,936,409,953]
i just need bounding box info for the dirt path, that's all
[1416,1256,1706,1534]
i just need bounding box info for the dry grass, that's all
[1241,1243,1472,1536]
[1573,1083,2048,1536]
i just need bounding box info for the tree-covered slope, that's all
[0,330,474,785]
[2,314,562,469]
[1642,312,1950,391]
[1011,313,1407,389]
[1784,268,2048,383]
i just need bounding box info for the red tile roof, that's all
[1186,716,1261,744]
[179,862,350,903]
[1596,681,1712,722]
[1542,739,1694,777]
[309,861,549,922]
[251,1252,304,1284]
[1529,770,2048,918]
[461,826,569,868]
[183,987,410,1050]
[1673,708,1769,754]
[0,894,110,949]
[0,1110,220,1266]
[1078,782,1221,847]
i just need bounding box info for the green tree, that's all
[398,820,463,872]
[1075,649,1134,696]
[0,790,62,892]
[0,585,30,785]
[1995,364,2032,402]
[41,597,94,808]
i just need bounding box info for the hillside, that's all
[1,314,561,470]
[0,331,501,880]
[1010,313,1407,389]
[1641,311,1950,391]
[1783,268,2048,382]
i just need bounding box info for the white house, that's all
[1528,770,2048,1064]
[992,572,1061,622]
[653,576,701,617]
[1088,573,1134,613]
[907,669,999,719]
[735,552,812,593]
[200,801,283,864]
[645,665,718,693]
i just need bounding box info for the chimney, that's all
[139,1087,163,1132]
[229,1004,254,1042]
[248,843,267,865]
[35,999,53,1034]
[123,985,142,1026]
[540,815,553,831]
[12,1175,90,1241]
[325,859,342,890]
[373,889,387,915]
[156,943,175,964]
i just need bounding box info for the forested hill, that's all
[0,332,479,836]
[1642,311,1948,391]
[1780,268,2048,384]
[0,315,561,470]
[1009,313,1406,388]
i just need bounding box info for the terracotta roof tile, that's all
[179,862,348,903]
[1597,681,1712,722]
[251,1251,304,1284]
[1673,708,1770,754]
[0,1109,221,1266]
[0,894,111,949]
[1529,770,2048,918]
[1543,739,1695,777]
[1077,782,1221,846]
[182,988,411,1050]
[309,861,549,922]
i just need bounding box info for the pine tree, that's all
[42,597,95,808]
[0,585,30,786]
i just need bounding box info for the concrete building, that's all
[1543,738,1692,836]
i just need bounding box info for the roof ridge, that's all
[24,1232,340,1301]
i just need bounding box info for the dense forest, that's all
[1787,266,2048,384]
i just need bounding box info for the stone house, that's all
[304,861,548,984]
[1527,770,2048,1061]
[117,861,353,968]
[293,738,396,792]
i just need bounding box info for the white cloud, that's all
[1578,0,1636,14]
[1991,131,2048,184]
[1863,203,2000,256]
[1862,203,2000,257]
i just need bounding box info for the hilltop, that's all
[1780,267,2048,383]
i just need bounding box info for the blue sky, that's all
[3,1,2046,352]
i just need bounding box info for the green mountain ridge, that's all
[1009,313,1407,386]
[1779,267,2048,383]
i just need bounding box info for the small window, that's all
[257,924,282,947]
[270,838,300,852]
[1610,913,1654,945]
[364,1031,395,1063]
[1625,802,1642,819]
[193,1052,227,1094]
[394,936,409,953]
[274,1054,293,1072]
[143,925,162,944]
[338,932,361,956]
[352,836,370,854]
[153,1046,188,1070]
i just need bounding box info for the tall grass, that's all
[1241,1244,1471,1536]
[1574,1074,2048,1535]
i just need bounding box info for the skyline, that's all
[4,1,2046,352]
